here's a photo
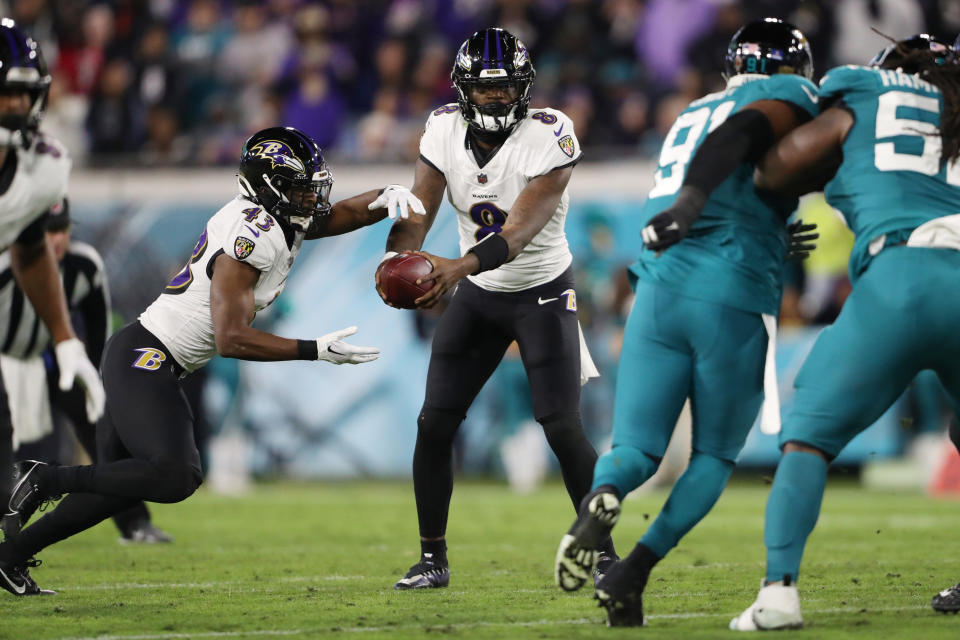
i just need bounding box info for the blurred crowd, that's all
[4,0,958,167]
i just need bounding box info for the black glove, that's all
[641,186,707,252]
[786,220,819,261]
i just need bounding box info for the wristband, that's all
[467,233,509,273]
[297,339,319,360]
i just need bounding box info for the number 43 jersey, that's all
[819,65,960,281]
[419,105,581,292]
[632,74,819,316]
[139,196,302,372]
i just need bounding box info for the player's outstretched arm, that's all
[308,185,426,239]
[384,158,446,254]
[210,254,378,364]
[754,107,852,197]
[643,99,806,252]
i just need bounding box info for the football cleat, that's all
[0,557,56,596]
[594,550,618,587]
[6,460,60,530]
[594,558,649,627]
[932,582,960,614]
[730,580,803,630]
[555,489,620,592]
[119,522,174,545]
[393,554,450,590]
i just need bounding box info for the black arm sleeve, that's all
[76,283,108,366]
[682,109,776,196]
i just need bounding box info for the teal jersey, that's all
[630,74,819,316]
[819,65,960,281]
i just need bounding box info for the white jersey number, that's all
[648,100,736,198]
[875,91,960,185]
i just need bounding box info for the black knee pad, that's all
[152,458,203,503]
[417,408,464,442]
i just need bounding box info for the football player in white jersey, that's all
[0,19,104,593]
[378,28,614,590]
[0,126,425,596]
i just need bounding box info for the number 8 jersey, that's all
[818,65,960,282]
[419,104,581,292]
[633,73,819,316]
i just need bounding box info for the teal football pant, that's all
[594,280,768,496]
[780,246,960,456]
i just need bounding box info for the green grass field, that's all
[4,477,960,639]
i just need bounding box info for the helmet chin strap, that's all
[470,104,519,134]
[0,127,26,149]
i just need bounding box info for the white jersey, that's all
[419,104,581,292]
[0,133,70,252]
[140,196,302,372]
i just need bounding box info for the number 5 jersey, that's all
[139,197,301,372]
[419,104,582,292]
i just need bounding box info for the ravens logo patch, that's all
[234,236,256,260]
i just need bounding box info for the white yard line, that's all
[61,605,929,640]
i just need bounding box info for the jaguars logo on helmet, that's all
[723,18,813,81]
[0,19,51,146]
[238,127,334,232]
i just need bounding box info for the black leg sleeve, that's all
[413,408,464,539]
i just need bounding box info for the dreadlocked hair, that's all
[885,47,960,164]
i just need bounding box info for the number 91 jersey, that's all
[419,104,581,292]
[139,196,301,372]
[819,65,960,281]
[633,74,819,316]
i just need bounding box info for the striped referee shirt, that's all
[0,241,110,362]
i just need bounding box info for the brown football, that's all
[377,252,435,309]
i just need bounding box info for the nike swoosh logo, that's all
[800,85,818,104]
[0,567,26,594]
[538,297,559,305]
[554,123,564,137]
[327,346,344,355]
[244,225,260,238]
[665,221,680,231]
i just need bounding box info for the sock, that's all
[764,450,828,584]
[420,539,447,565]
[639,452,734,558]
[591,445,659,498]
[623,542,661,589]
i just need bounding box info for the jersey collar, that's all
[726,73,768,89]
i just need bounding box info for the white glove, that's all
[368,185,426,220]
[55,337,106,423]
[316,326,380,365]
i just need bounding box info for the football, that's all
[377,252,435,309]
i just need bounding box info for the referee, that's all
[0,199,171,544]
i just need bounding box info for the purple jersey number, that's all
[164,229,209,294]
[469,202,507,242]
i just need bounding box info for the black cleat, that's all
[594,550,619,587]
[393,554,450,590]
[933,582,960,613]
[6,461,60,531]
[0,557,56,596]
[555,489,620,592]
[119,522,174,545]
[594,557,649,627]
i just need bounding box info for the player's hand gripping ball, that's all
[376,252,435,309]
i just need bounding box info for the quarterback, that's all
[378,27,613,590]
[0,126,424,596]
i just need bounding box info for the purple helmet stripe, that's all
[2,27,21,62]
[287,127,322,173]
[495,30,502,64]
[483,29,490,69]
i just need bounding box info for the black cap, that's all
[45,197,70,232]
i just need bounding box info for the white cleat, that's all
[730,582,803,631]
